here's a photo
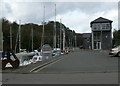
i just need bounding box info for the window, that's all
[92,23,110,30]
[97,24,101,30]
[93,24,97,30]
[102,23,110,30]
[93,32,100,40]
[92,23,102,30]
[102,24,106,29]
[106,24,110,29]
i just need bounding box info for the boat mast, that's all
[18,20,21,53]
[75,35,77,48]
[10,24,12,50]
[31,26,33,51]
[54,4,57,49]
[15,29,19,53]
[41,5,45,48]
[60,19,62,50]
[0,20,3,52]
[63,26,65,51]
[0,20,3,58]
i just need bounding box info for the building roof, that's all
[82,33,91,38]
[91,17,113,24]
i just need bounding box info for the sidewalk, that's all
[2,54,65,73]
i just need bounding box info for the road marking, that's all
[33,58,64,73]
[30,54,67,72]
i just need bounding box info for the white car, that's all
[30,55,42,63]
[109,45,120,57]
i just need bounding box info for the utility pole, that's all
[41,5,45,48]
[54,4,57,49]
[18,20,21,53]
[10,25,12,50]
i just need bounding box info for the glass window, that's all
[102,23,110,30]
[98,24,101,30]
[102,24,106,29]
[94,24,97,30]
[106,24,110,29]
[92,23,110,30]
[93,32,100,40]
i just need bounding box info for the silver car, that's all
[109,45,120,57]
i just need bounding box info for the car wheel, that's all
[118,52,120,57]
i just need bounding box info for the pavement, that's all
[2,55,64,73]
[1,49,119,84]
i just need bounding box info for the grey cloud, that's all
[0,1,2,18]
[52,2,117,15]
[42,2,117,21]
[2,1,118,33]
[3,2,117,22]
[3,2,13,16]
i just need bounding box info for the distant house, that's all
[90,17,113,50]
[82,33,92,49]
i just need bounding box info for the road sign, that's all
[41,44,52,60]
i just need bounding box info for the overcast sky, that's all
[1,0,119,33]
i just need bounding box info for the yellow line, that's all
[34,58,64,73]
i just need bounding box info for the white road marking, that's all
[33,58,64,73]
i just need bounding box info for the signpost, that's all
[41,44,52,60]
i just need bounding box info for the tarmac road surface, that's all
[2,50,119,84]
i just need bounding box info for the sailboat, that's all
[1,24,20,69]
[12,20,30,66]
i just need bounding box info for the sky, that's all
[0,0,119,33]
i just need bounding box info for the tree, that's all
[113,29,120,47]
[2,18,83,52]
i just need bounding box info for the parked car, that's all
[29,55,42,63]
[52,48,62,57]
[109,45,120,57]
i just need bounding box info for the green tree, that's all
[2,18,84,52]
[113,29,120,47]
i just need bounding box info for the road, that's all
[2,49,119,84]
[36,50,118,73]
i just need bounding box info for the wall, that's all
[101,31,112,50]
[91,22,112,50]
[83,38,91,49]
